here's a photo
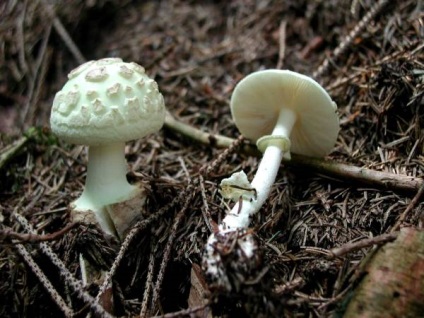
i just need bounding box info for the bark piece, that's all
[344,227,424,318]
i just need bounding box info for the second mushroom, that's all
[220,69,340,230]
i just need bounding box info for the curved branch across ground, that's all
[164,112,423,193]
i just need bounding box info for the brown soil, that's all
[0,0,423,317]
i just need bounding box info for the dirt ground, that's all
[0,0,423,317]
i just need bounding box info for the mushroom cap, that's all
[50,58,165,146]
[230,70,339,157]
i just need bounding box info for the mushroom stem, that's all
[270,107,297,138]
[72,142,137,233]
[222,108,297,229]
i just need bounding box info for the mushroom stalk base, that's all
[222,108,295,229]
[71,142,140,238]
[221,144,286,229]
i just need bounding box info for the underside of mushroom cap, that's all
[230,70,340,157]
[50,58,165,146]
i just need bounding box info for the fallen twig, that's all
[330,232,398,258]
[150,303,210,318]
[40,0,86,64]
[391,182,424,232]
[313,0,391,79]
[150,197,192,314]
[95,183,195,303]
[140,241,157,318]
[15,243,74,317]
[164,112,423,193]
[1,222,78,244]
[0,134,30,171]
[343,228,424,317]
[13,212,113,318]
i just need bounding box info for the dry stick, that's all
[286,155,423,192]
[13,213,114,318]
[22,24,52,124]
[164,113,423,193]
[165,112,235,150]
[276,20,287,69]
[313,0,390,79]
[330,232,398,258]
[150,303,210,318]
[0,222,78,243]
[0,134,31,171]
[318,285,352,311]
[391,182,424,232]
[199,134,246,177]
[326,40,422,92]
[140,241,157,318]
[16,1,29,76]
[95,184,195,303]
[15,244,74,317]
[40,0,86,64]
[197,135,246,233]
[199,175,214,233]
[150,198,192,315]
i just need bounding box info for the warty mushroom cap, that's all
[230,69,339,157]
[50,57,165,146]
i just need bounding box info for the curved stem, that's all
[72,142,136,234]
[222,108,297,230]
[76,142,136,207]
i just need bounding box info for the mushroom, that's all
[221,70,339,229]
[50,57,165,239]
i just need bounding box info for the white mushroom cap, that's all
[230,70,339,157]
[50,58,165,146]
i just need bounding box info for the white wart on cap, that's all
[50,58,166,239]
[221,70,340,230]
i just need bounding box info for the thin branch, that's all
[330,232,398,258]
[164,112,424,193]
[276,20,287,69]
[15,244,74,317]
[391,182,424,232]
[150,197,192,314]
[1,222,78,243]
[199,175,215,234]
[164,112,235,150]
[39,0,86,64]
[150,303,210,318]
[140,241,157,318]
[95,184,195,303]
[313,0,391,79]
[13,212,113,318]
[0,135,30,171]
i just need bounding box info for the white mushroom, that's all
[50,58,165,239]
[222,70,339,230]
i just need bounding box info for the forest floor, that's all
[0,0,423,317]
